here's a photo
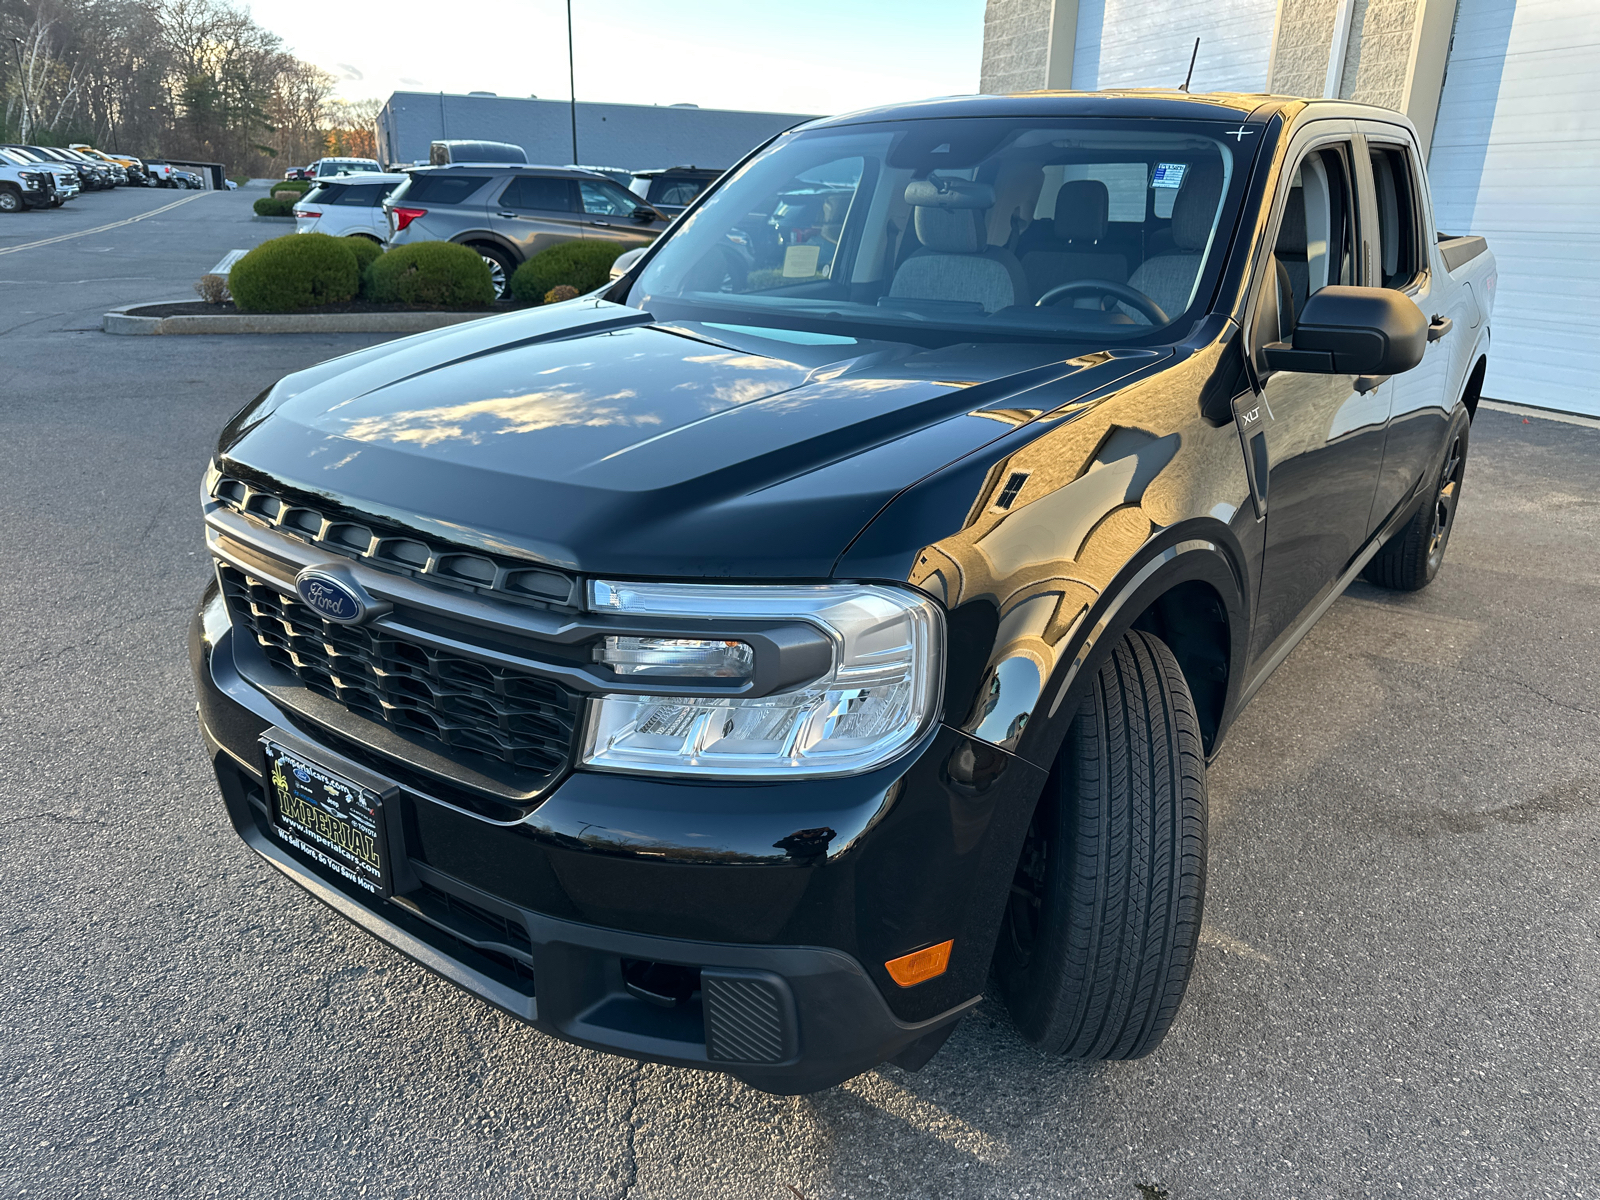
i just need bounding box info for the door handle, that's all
[497,211,517,218]
[1427,315,1453,342]
[589,220,613,228]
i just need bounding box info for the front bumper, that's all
[192,586,1047,1092]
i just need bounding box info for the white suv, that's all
[307,157,383,180]
[293,173,407,241]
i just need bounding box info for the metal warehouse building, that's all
[982,0,1600,415]
[376,92,816,176]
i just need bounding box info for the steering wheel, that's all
[1035,279,1169,326]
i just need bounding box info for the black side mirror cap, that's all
[1263,285,1428,377]
[632,204,660,222]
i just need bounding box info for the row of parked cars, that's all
[284,142,724,298]
[0,142,205,211]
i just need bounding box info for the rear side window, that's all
[1368,144,1421,288]
[399,174,489,205]
[305,184,344,205]
[647,178,707,207]
[501,175,573,211]
[1036,163,1148,223]
[333,183,394,207]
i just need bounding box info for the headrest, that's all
[1052,179,1109,242]
[905,175,995,210]
[1172,161,1224,251]
[1276,191,1307,254]
[914,205,985,254]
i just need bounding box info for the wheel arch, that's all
[449,231,520,263]
[1461,352,1488,421]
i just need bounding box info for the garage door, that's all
[1428,0,1600,415]
[1072,0,1279,92]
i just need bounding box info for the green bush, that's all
[365,241,493,307]
[509,240,627,304]
[253,196,295,217]
[544,285,580,304]
[275,179,312,194]
[228,233,360,313]
[343,236,383,273]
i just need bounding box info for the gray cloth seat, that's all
[889,176,1029,313]
[1019,179,1128,298]
[1122,162,1224,323]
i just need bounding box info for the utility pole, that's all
[567,0,578,165]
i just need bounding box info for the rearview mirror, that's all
[1263,285,1427,377]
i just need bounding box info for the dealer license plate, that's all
[263,739,391,896]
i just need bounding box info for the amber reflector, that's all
[885,940,954,987]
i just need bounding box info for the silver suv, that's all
[383,164,670,298]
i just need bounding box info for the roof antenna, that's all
[1178,38,1200,92]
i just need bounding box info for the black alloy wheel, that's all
[1363,403,1471,591]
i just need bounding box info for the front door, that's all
[1246,135,1390,666]
[577,177,668,250]
[488,175,586,261]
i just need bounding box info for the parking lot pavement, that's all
[3,206,1598,1197]
[0,183,291,336]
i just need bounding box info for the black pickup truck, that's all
[192,91,1496,1093]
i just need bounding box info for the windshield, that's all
[630,117,1250,346]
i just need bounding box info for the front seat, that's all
[1123,162,1224,322]
[1018,178,1129,298]
[889,176,1028,313]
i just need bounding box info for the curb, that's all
[251,214,296,223]
[102,303,498,336]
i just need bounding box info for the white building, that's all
[981,0,1600,415]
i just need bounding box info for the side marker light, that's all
[885,939,953,987]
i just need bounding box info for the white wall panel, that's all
[1429,0,1600,414]
[1073,0,1279,92]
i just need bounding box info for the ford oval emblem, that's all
[295,568,368,624]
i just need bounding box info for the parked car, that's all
[19,145,109,189]
[383,164,670,298]
[142,160,178,187]
[0,146,76,201]
[429,139,526,165]
[628,165,723,215]
[308,157,384,180]
[173,170,204,190]
[0,154,56,211]
[293,172,407,241]
[71,144,145,183]
[284,166,312,181]
[191,92,1494,1095]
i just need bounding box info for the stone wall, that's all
[980,0,1055,93]
[1269,0,1345,95]
[1339,0,1419,107]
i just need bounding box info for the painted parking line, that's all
[0,192,213,257]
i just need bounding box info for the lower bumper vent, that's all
[703,972,797,1065]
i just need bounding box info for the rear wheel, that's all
[469,243,513,300]
[1362,404,1470,592]
[994,629,1207,1059]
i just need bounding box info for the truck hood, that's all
[221,301,1166,578]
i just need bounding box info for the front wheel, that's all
[1363,404,1470,591]
[993,629,1207,1059]
[0,188,22,213]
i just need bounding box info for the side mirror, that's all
[609,246,647,281]
[632,204,660,223]
[1263,285,1428,376]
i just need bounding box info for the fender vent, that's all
[702,972,797,1064]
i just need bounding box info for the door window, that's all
[1272,144,1359,327]
[579,179,642,216]
[1367,144,1422,289]
[501,175,573,212]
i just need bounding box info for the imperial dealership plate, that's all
[263,739,390,896]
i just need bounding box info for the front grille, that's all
[220,565,578,778]
[211,475,577,610]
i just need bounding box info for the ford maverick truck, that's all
[192,91,1495,1093]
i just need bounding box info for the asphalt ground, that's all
[1,185,1597,1199]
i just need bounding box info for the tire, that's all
[994,629,1207,1059]
[0,187,22,213]
[1362,404,1470,592]
[470,243,513,300]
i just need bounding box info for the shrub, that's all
[365,241,493,307]
[194,273,230,304]
[343,236,383,273]
[543,285,580,304]
[274,179,312,194]
[509,240,627,304]
[228,233,360,313]
[253,196,295,217]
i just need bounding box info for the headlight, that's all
[581,580,944,778]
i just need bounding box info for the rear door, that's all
[577,177,667,250]
[1358,125,1473,528]
[1243,125,1391,667]
[488,174,585,262]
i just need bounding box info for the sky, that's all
[257,0,987,117]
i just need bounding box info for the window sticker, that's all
[1152,162,1188,189]
[782,243,822,277]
